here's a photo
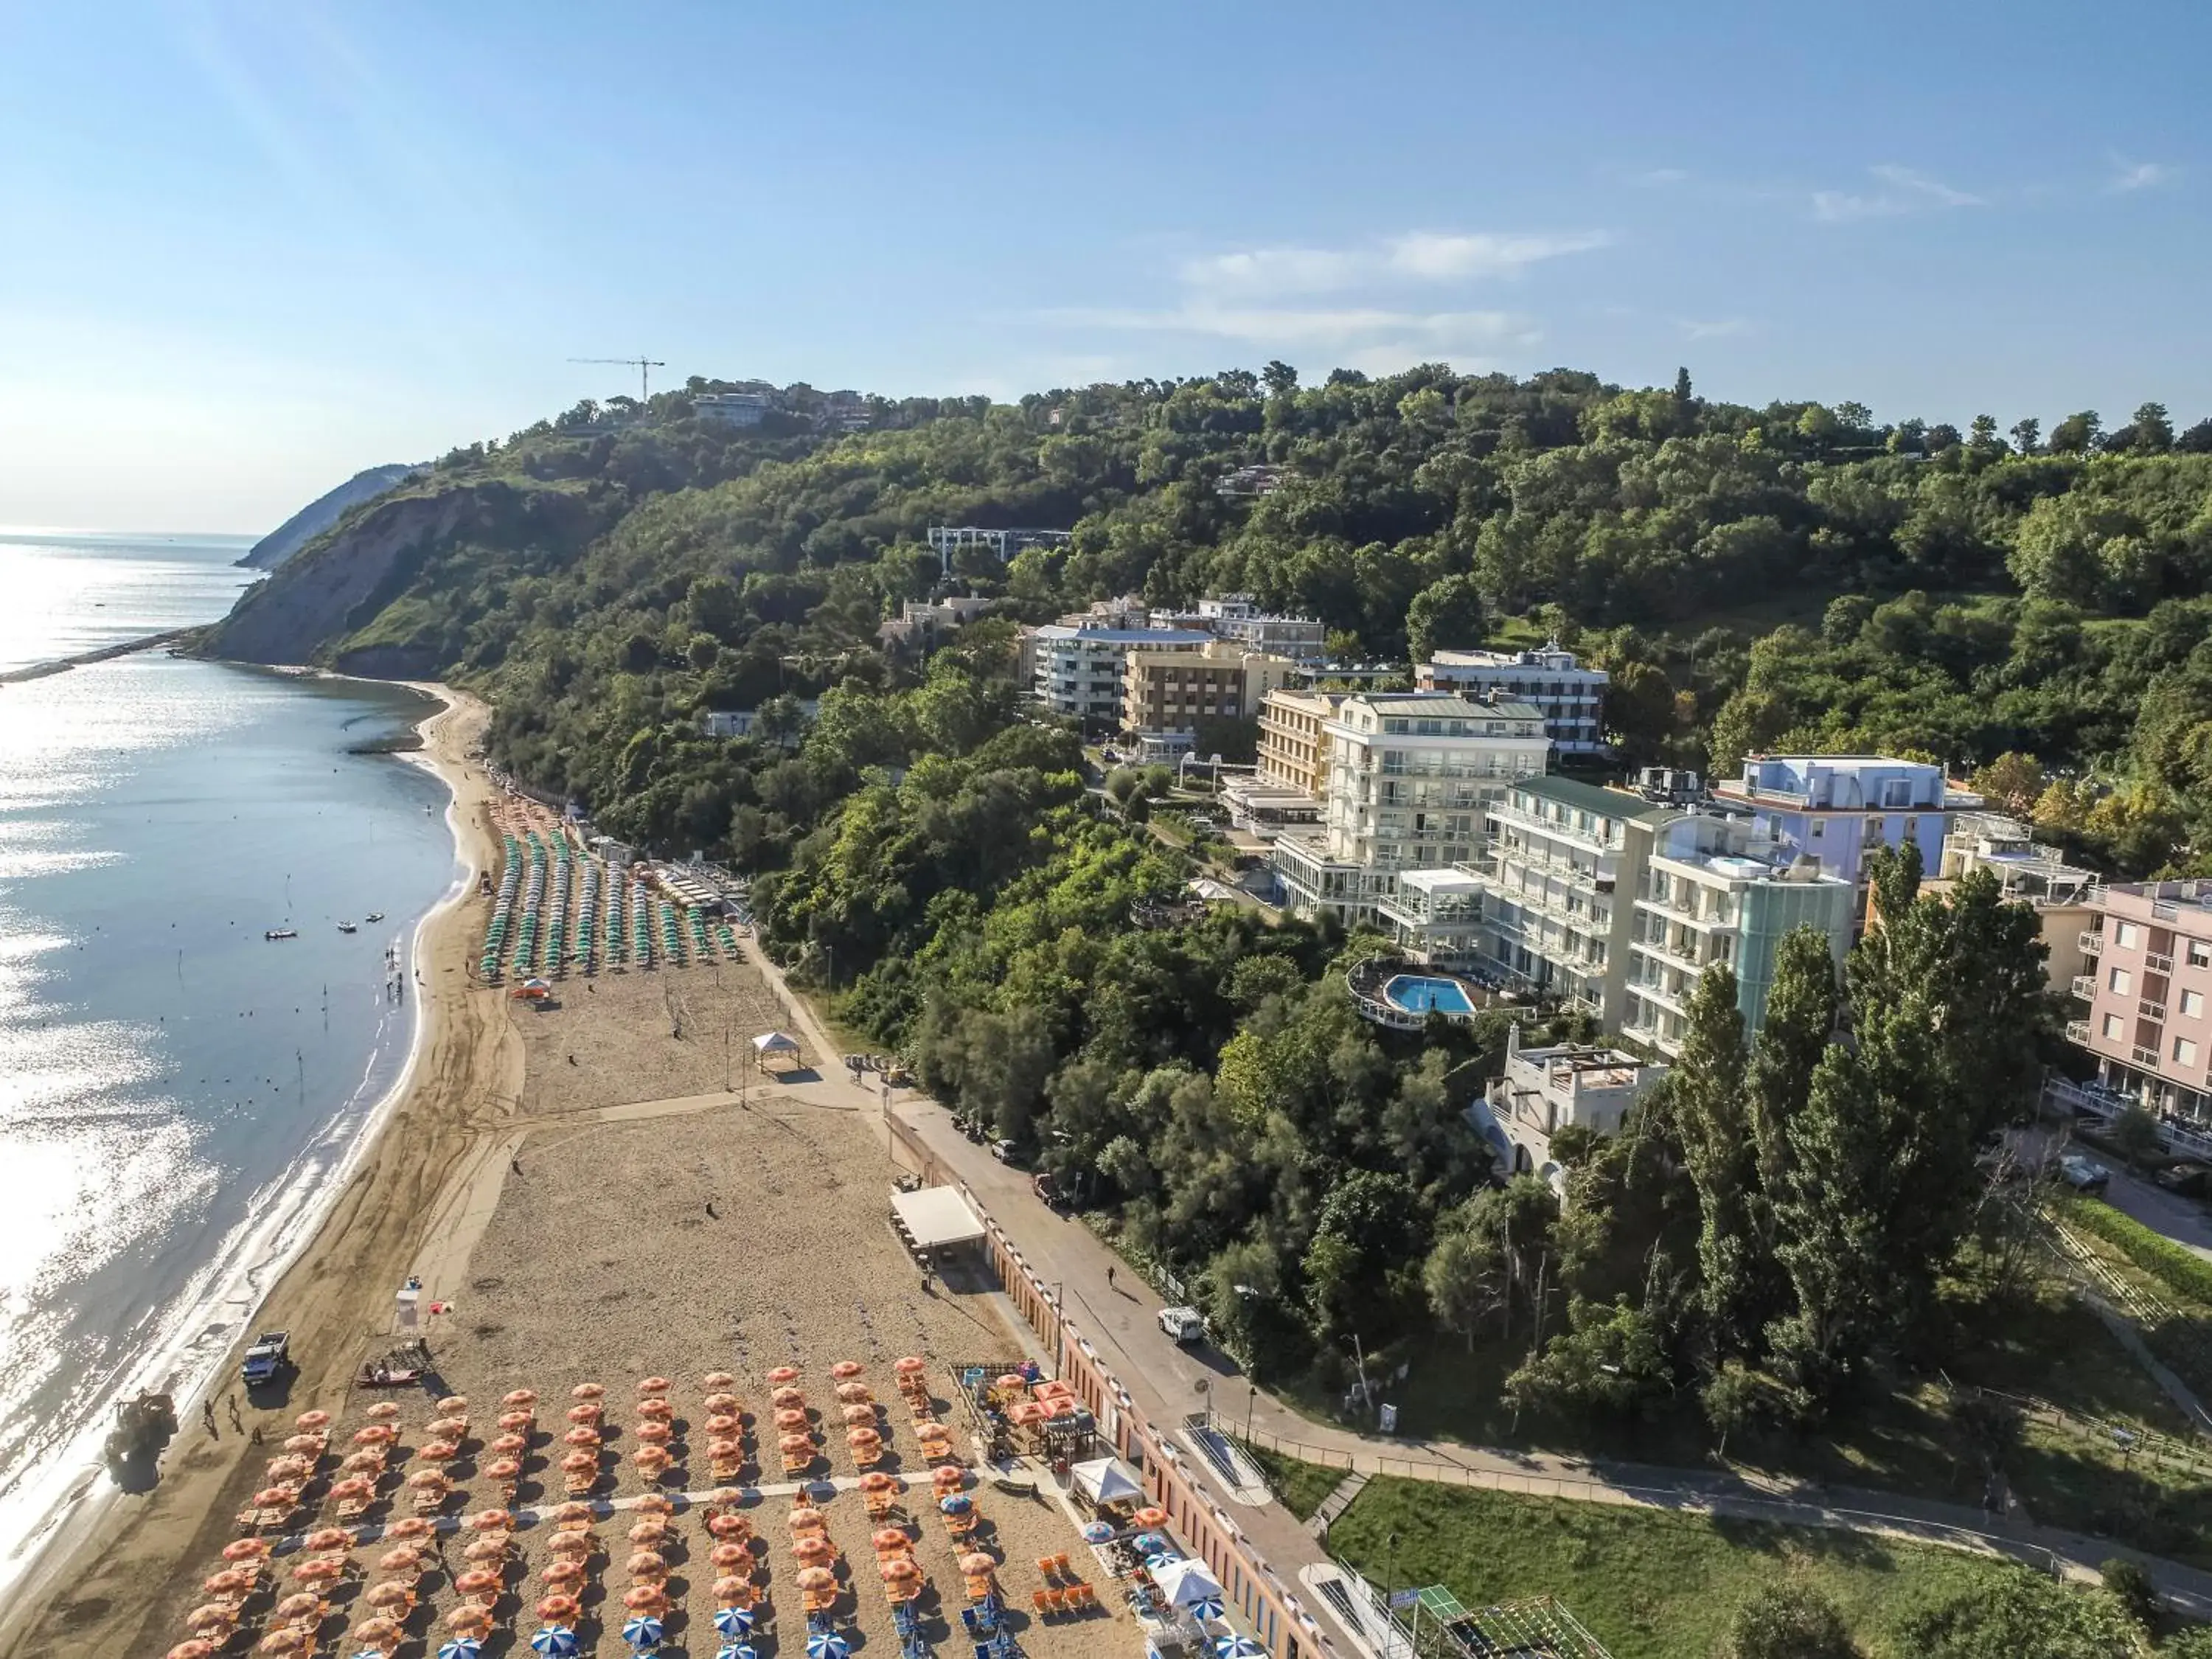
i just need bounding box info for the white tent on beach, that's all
[1071,1455,1144,1506]
[752,1030,802,1070]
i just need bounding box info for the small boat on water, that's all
[336,921,358,933]
[364,911,384,923]
[264,929,297,942]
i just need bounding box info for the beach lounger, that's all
[1031,1590,1053,1618]
[1067,1583,1095,1611]
[802,1588,838,1615]
[863,1486,898,1519]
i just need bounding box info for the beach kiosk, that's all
[752,1030,802,1074]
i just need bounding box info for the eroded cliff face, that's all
[240,464,417,569]
[204,480,601,668]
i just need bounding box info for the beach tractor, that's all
[104,1389,176,1475]
[242,1329,293,1388]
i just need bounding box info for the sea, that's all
[0,529,460,1589]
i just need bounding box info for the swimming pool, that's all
[1382,974,1477,1016]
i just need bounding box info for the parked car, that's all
[2059,1154,2111,1194]
[1158,1306,1206,1344]
[2155,1161,2212,1199]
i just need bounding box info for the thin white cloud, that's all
[1383,230,1613,280]
[1674,317,1753,341]
[1179,229,1610,298]
[1630,167,1690,187]
[1812,164,1986,223]
[1046,304,1539,353]
[2109,156,2177,192]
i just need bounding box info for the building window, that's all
[2115,921,2140,949]
[2104,1014,2125,1040]
[2184,990,2206,1019]
[2176,1037,2200,1069]
[2191,942,2212,969]
[1809,821,1825,840]
[2110,967,2132,995]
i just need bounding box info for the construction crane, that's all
[568,355,667,403]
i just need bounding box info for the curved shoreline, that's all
[0,683,524,1659]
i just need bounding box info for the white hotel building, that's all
[1271,693,1549,925]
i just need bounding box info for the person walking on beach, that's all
[511,1156,523,1175]
[1106,1265,1115,1291]
[201,1399,217,1436]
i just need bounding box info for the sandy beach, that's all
[4,689,1135,1659]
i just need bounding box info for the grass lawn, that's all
[1327,1478,2068,1659]
[1236,1439,1343,1520]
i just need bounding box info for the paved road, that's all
[737,936,2212,1618]
[2099,1160,2212,1262]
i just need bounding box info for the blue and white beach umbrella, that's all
[939,1493,971,1514]
[807,1630,852,1659]
[531,1629,580,1659]
[1189,1599,1227,1624]
[1133,1531,1169,1554]
[437,1642,484,1659]
[1080,1520,1115,1545]
[352,1649,394,1659]
[1147,1552,1183,1571]
[1214,1638,1265,1658]
[714,1607,758,1636]
[716,1646,761,1659]
[622,1615,666,1650]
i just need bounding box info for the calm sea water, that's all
[0,531,459,1584]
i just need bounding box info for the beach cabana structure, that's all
[1071,1455,1144,1512]
[889,1186,985,1265]
[752,1031,803,1073]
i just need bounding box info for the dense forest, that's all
[209,361,2212,1481]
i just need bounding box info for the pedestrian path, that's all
[1307,1472,1366,1539]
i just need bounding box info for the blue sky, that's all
[1,1,2206,532]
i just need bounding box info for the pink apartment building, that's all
[2072,881,2212,1119]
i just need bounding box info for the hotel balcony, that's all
[2141,999,2168,1022]
[2079,931,2104,955]
[2146,951,2175,973]
[2134,1046,2163,1069]
[2070,975,2097,1001]
[2065,1020,2092,1045]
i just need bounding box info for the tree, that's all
[1262,360,1299,400]
[1894,1571,2140,1658]
[1719,1582,1860,1659]
[1742,927,1840,1234]
[2097,1558,2157,1629]
[1666,967,1761,1356]
[2107,1105,2163,1168]
[1423,1227,1505,1351]
[2128,402,2174,454]
[1304,1169,1429,1343]
[1970,752,2047,816]
[2179,417,2212,454]
[2008,417,2041,456]
[2048,410,2102,453]
[1405,573,1487,661]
